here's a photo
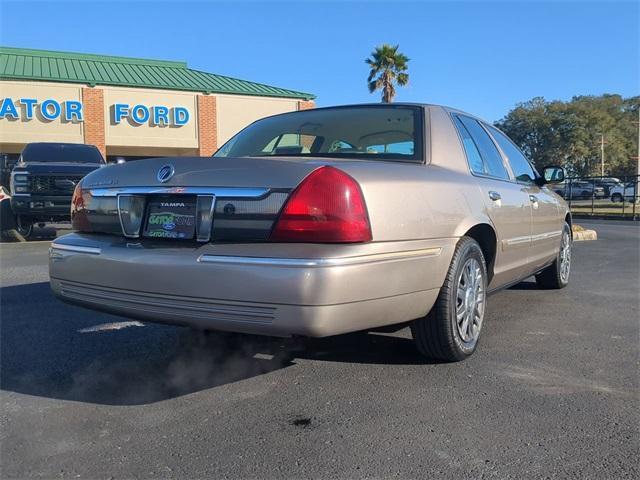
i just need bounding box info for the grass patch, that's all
[571,206,638,216]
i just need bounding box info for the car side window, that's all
[452,115,485,174]
[487,126,537,184]
[454,115,510,180]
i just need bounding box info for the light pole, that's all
[633,107,640,213]
[600,133,606,177]
[636,107,640,179]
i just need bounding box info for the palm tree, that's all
[365,44,409,103]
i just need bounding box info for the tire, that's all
[535,223,572,289]
[611,193,623,203]
[411,236,487,362]
[16,216,33,239]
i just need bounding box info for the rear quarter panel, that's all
[339,161,489,242]
[333,105,495,294]
[333,161,491,296]
[337,105,492,243]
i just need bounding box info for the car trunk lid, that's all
[78,156,334,242]
[82,156,325,190]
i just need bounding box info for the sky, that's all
[0,0,638,121]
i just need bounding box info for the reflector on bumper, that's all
[195,195,216,242]
[117,194,146,238]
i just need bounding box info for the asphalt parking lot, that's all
[1,221,638,479]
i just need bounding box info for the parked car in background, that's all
[594,177,622,197]
[552,180,605,200]
[610,181,637,202]
[10,143,105,237]
[50,104,572,362]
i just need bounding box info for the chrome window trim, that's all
[50,243,101,255]
[198,247,442,268]
[88,186,270,198]
[469,170,518,185]
[420,105,433,165]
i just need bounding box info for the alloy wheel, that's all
[455,257,485,343]
[559,231,572,283]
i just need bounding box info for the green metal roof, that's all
[0,46,315,100]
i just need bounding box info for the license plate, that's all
[143,196,196,239]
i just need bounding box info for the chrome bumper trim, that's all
[88,186,270,198]
[50,243,102,255]
[503,235,531,247]
[198,247,442,268]
[503,230,563,249]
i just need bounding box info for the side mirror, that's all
[541,166,565,184]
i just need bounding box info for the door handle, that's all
[488,191,501,201]
[529,195,539,203]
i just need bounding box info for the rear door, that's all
[452,114,533,288]
[486,125,562,270]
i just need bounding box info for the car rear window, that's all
[214,106,424,163]
[21,143,105,164]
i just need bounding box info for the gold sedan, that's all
[50,104,571,361]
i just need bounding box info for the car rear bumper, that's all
[49,233,454,337]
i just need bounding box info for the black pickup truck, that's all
[9,143,105,237]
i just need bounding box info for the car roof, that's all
[301,102,453,111]
[253,102,492,128]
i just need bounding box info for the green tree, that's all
[496,94,639,176]
[365,44,409,103]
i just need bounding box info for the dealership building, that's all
[0,47,315,162]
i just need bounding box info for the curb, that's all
[573,229,597,242]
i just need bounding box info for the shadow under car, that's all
[1,282,433,406]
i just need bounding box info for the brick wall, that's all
[197,95,217,156]
[298,100,315,111]
[81,87,106,158]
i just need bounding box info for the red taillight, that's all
[270,166,372,243]
[71,182,91,231]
